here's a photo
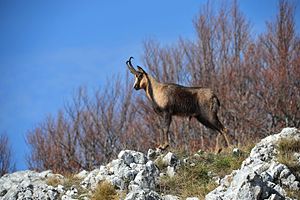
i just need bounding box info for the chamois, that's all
[126,57,231,152]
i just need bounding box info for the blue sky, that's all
[0,0,299,171]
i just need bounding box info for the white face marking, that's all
[133,76,139,88]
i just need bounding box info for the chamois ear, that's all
[137,66,147,75]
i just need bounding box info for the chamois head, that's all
[126,57,148,90]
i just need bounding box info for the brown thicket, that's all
[0,133,15,177]
[26,0,300,174]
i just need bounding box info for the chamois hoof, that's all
[215,148,222,154]
[157,143,170,151]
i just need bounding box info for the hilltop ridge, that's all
[0,128,299,200]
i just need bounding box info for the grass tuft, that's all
[92,181,119,200]
[46,174,88,199]
[285,187,300,199]
[276,138,300,200]
[46,176,62,187]
[277,138,300,179]
[157,147,249,199]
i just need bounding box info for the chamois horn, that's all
[126,57,137,75]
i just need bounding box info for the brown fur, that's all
[126,57,231,152]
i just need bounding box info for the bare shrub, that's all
[26,0,299,174]
[26,75,138,173]
[0,133,15,176]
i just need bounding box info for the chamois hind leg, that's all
[221,127,231,147]
[196,115,229,153]
[215,133,223,154]
[195,115,220,152]
[211,117,232,153]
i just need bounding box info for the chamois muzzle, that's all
[134,84,140,90]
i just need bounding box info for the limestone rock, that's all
[163,194,180,200]
[205,127,300,200]
[162,152,179,167]
[118,150,148,165]
[0,170,61,200]
[125,189,162,200]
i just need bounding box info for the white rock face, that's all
[205,127,300,200]
[0,170,62,200]
[80,149,161,199]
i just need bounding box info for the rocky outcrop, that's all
[0,170,62,200]
[206,127,300,200]
[81,149,161,199]
[0,149,176,200]
[1,128,299,200]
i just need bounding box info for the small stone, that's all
[162,152,178,167]
[186,198,200,200]
[75,170,89,179]
[232,148,241,156]
[163,194,180,200]
[56,184,64,193]
[279,168,291,179]
[281,174,296,187]
[62,194,77,200]
[125,189,162,200]
[293,152,300,164]
[118,150,148,165]
[212,176,221,184]
[267,193,282,200]
[166,166,176,177]
[65,186,78,197]
[193,153,201,158]
[148,149,157,159]
[39,170,53,178]
[197,149,204,154]
[290,181,300,190]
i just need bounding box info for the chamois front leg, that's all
[159,112,172,150]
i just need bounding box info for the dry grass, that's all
[276,138,300,200]
[157,146,250,199]
[46,176,62,187]
[92,181,120,200]
[46,174,88,199]
[277,139,300,176]
[277,138,300,178]
[285,187,300,200]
